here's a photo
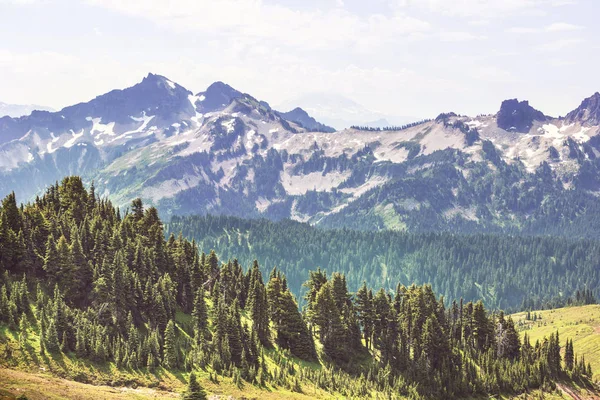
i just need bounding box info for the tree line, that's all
[350,119,432,132]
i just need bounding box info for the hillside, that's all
[0,177,596,399]
[166,214,600,311]
[513,305,600,382]
[2,76,600,236]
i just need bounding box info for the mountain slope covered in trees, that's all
[0,177,596,399]
[166,214,600,312]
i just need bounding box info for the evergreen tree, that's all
[192,288,208,343]
[45,319,60,353]
[164,320,178,369]
[355,282,374,349]
[246,261,270,346]
[313,282,345,361]
[42,235,60,286]
[564,338,574,371]
[18,312,28,348]
[182,372,207,400]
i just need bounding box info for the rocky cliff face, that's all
[566,92,600,126]
[496,99,548,133]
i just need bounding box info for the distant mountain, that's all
[2,75,600,236]
[276,107,335,132]
[0,101,54,118]
[277,92,419,130]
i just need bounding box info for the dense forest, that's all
[0,177,595,399]
[166,215,600,312]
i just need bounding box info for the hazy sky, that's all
[1,0,598,119]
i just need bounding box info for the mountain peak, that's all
[566,92,600,125]
[140,72,181,90]
[277,107,336,133]
[196,81,243,112]
[496,99,547,133]
[56,73,192,124]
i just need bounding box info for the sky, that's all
[0,0,599,120]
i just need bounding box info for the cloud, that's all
[545,22,584,32]
[506,27,539,34]
[507,22,584,34]
[0,0,39,3]
[86,0,431,52]
[439,31,487,42]
[0,49,134,107]
[538,38,583,52]
[401,0,573,18]
[472,66,516,83]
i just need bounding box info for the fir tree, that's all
[182,372,207,400]
[163,320,178,369]
[192,288,208,343]
[564,338,574,371]
[246,261,270,346]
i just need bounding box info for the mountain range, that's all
[2,73,600,236]
[0,101,54,118]
[276,92,419,129]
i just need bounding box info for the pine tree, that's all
[0,285,9,324]
[1,191,22,233]
[273,289,317,362]
[564,338,574,371]
[18,312,28,348]
[302,268,327,329]
[205,250,219,283]
[163,320,178,369]
[313,282,345,361]
[227,300,244,366]
[355,282,374,349]
[192,288,208,343]
[45,319,60,353]
[76,325,86,357]
[246,261,270,346]
[472,301,493,352]
[56,236,74,296]
[421,314,447,372]
[42,235,60,286]
[182,372,207,400]
[70,230,90,305]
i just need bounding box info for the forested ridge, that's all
[0,177,595,399]
[166,214,600,312]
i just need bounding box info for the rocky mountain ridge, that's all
[1,73,600,234]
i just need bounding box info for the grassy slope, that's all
[0,316,338,400]
[512,304,600,382]
[2,305,599,399]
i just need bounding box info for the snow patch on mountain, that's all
[282,170,351,195]
[64,129,84,148]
